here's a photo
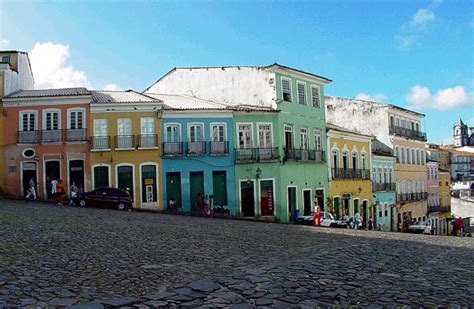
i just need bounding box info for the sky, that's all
[0,0,473,144]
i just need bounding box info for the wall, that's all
[147,67,277,109]
[1,53,34,96]
[439,172,451,207]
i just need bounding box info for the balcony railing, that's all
[209,141,229,155]
[91,136,110,150]
[18,130,39,144]
[389,125,427,142]
[163,142,184,156]
[397,192,428,202]
[285,148,325,163]
[235,148,258,163]
[331,168,370,180]
[66,128,87,142]
[257,147,279,161]
[115,135,135,149]
[428,205,451,213]
[372,182,396,192]
[186,141,206,156]
[41,130,62,143]
[138,134,158,148]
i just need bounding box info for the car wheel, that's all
[330,223,336,228]
[117,202,126,211]
[78,199,86,207]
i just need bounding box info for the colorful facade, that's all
[3,88,91,199]
[327,124,373,223]
[89,90,163,209]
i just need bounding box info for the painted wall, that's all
[439,172,451,207]
[0,52,34,96]
[161,113,236,213]
[2,101,90,198]
[90,110,162,209]
[372,155,396,230]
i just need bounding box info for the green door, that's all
[117,165,133,200]
[141,165,157,203]
[190,171,204,212]
[166,172,182,209]
[212,171,227,207]
[94,166,109,189]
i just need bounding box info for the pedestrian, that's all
[457,217,464,237]
[25,177,37,199]
[312,203,321,226]
[196,193,205,215]
[51,179,58,197]
[354,212,361,229]
[69,182,78,206]
[368,217,374,230]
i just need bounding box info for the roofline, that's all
[326,95,425,117]
[4,94,92,103]
[266,63,332,83]
[90,89,163,104]
[326,122,375,138]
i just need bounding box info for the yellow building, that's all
[439,170,451,209]
[438,147,450,171]
[0,51,34,193]
[89,90,163,209]
[327,124,373,224]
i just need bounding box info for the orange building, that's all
[2,88,92,199]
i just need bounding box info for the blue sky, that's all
[1,0,473,144]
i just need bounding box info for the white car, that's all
[408,222,432,234]
[296,212,347,228]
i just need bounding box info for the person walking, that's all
[69,182,78,206]
[25,177,37,199]
[457,217,464,237]
[354,212,361,230]
[368,217,374,230]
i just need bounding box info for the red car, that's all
[73,188,133,211]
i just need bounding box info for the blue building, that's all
[372,140,397,231]
[148,94,236,214]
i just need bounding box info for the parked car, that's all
[73,188,133,211]
[408,222,432,234]
[296,212,348,228]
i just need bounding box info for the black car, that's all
[73,188,133,211]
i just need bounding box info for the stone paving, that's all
[0,198,473,308]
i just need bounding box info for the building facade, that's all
[3,88,91,199]
[89,90,163,209]
[145,64,331,222]
[326,96,428,231]
[326,124,373,224]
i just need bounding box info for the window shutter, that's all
[312,86,320,107]
[282,79,291,101]
[297,83,306,105]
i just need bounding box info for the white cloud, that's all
[29,42,90,89]
[395,35,418,50]
[355,92,388,102]
[410,9,436,26]
[103,84,123,91]
[0,39,10,48]
[406,85,474,110]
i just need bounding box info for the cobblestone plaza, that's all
[0,199,473,308]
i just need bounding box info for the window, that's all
[300,127,308,149]
[165,124,181,142]
[44,110,60,130]
[1,56,10,63]
[411,149,415,165]
[332,149,339,168]
[352,152,358,170]
[188,123,204,142]
[20,111,36,131]
[297,82,306,105]
[395,146,400,163]
[281,78,292,102]
[284,124,293,149]
[372,167,377,182]
[311,85,321,108]
[68,109,84,129]
[93,119,108,136]
[211,123,226,142]
[258,124,272,148]
[141,117,155,134]
[314,129,322,151]
[342,150,349,170]
[361,153,367,171]
[237,124,252,149]
[117,118,132,136]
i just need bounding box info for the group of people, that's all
[343,213,373,229]
[26,177,79,205]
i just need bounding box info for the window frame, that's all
[42,108,61,131]
[210,122,227,142]
[19,110,38,131]
[311,84,321,108]
[296,81,307,105]
[281,77,292,103]
[67,108,86,130]
[164,123,182,143]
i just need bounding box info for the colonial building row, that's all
[1,50,434,229]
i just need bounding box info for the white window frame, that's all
[19,110,38,131]
[42,108,61,130]
[281,77,292,102]
[210,122,227,142]
[311,84,321,108]
[299,127,308,149]
[93,119,108,136]
[187,122,205,142]
[164,123,181,143]
[296,81,307,105]
[257,122,273,148]
[314,128,322,151]
[117,118,132,136]
[140,117,155,134]
[67,108,86,129]
[236,122,253,149]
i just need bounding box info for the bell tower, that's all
[453,118,468,147]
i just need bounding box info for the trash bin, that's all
[293,209,300,222]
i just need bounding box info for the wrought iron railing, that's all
[138,134,158,148]
[17,130,39,144]
[209,141,229,155]
[163,142,184,156]
[397,192,428,202]
[66,128,87,142]
[41,130,62,143]
[257,147,279,161]
[186,141,206,156]
[115,135,135,149]
[91,136,110,150]
[331,168,370,180]
[235,148,258,163]
[389,125,427,141]
[372,182,396,192]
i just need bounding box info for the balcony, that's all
[285,148,325,163]
[235,148,258,163]
[163,142,184,156]
[91,136,110,150]
[18,130,39,144]
[372,182,396,192]
[397,192,428,202]
[331,168,370,180]
[186,141,206,156]
[42,130,62,143]
[115,135,135,149]
[138,134,158,148]
[428,205,451,213]
[389,125,427,142]
[257,147,279,161]
[66,128,87,142]
[209,141,229,155]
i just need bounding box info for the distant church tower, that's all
[453,118,469,147]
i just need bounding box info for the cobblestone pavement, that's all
[1,199,473,308]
